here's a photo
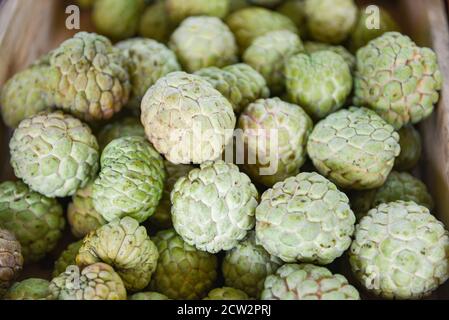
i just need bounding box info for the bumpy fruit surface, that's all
[170,17,238,73]
[350,201,449,299]
[93,136,165,223]
[261,264,360,300]
[172,161,258,253]
[141,72,236,164]
[0,181,64,263]
[222,231,282,298]
[50,263,127,300]
[149,229,218,299]
[53,241,83,278]
[138,0,173,43]
[304,41,355,72]
[96,117,145,150]
[129,292,170,300]
[256,172,355,264]
[276,0,307,38]
[9,111,99,197]
[76,217,159,292]
[5,278,52,300]
[243,30,304,94]
[204,287,250,300]
[166,0,230,25]
[395,125,422,171]
[285,51,352,120]
[237,98,313,187]
[354,32,442,129]
[195,64,270,113]
[0,228,23,296]
[307,107,400,190]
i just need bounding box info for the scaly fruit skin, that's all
[49,32,131,122]
[92,0,144,40]
[395,125,422,171]
[53,241,83,278]
[222,231,282,298]
[237,98,313,187]
[5,278,52,300]
[195,64,270,113]
[141,72,236,164]
[276,1,307,39]
[354,32,442,129]
[116,38,181,110]
[129,292,170,300]
[149,229,218,299]
[226,7,298,53]
[9,111,100,198]
[138,0,174,43]
[256,172,355,264]
[93,136,165,223]
[261,264,360,300]
[285,51,352,120]
[166,0,230,25]
[304,41,356,72]
[0,229,23,296]
[304,0,358,44]
[50,263,127,300]
[204,287,250,300]
[96,117,145,150]
[350,201,449,299]
[0,181,64,263]
[76,217,159,292]
[169,17,238,73]
[307,107,400,190]
[243,30,304,94]
[172,161,258,253]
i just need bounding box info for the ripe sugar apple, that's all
[149,229,218,299]
[261,264,360,300]
[195,63,270,113]
[395,125,422,171]
[243,30,304,94]
[49,32,131,122]
[93,136,165,223]
[256,172,355,264]
[276,0,307,39]
[138,0,174,43]
[204,287,250,300]
[129,292,170,300]
[9,111,100,198]
[304,0,358,44]
[96,117,145,150]
[4,278,52,300]
[0,228,23,296]
[169,16,238,73]
[165,0,230,26]
[222,231,282,298]
[307,107,400,190]
[76,217,159,292]
[354,32,442,129]
[304,41,356,72]
[116,38,180,111]
[285,51,353,120]
[0,181,64,263]
[237,98,313,187]
[53,241,83,278]
[141,72,236,164]
[172,160,258,253]
[350,201,449,299]
[50,263,127,300]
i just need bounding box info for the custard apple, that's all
[96,117,145,150]
[165,0,230,25]
[0,228,23,296]
[276,0,307,38]
[395,125,422,171]
[53,241,83,278]
[4,278,52,300]
[129,292,170,300]
[304,41,355,72]
[138,0,174,43]
[204,287,250,300]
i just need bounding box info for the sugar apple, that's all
[276,0,307,39]
[172,161,258,253]
[354,32,442,129]
[395,125,422,171]
[0,181,65,263]
[237,98,313,187]
[229,0,249,12]
[53,241,83,278]
[204,287,250,300]
[350,201,449,299]
[76,217,159,292]
[165,0,230,25]
[141,72,236,164]
[96,117,145,150]
[307,107,400,190]
[129,292,170,300]
[93,136,165,223]
[138,0,174,43]
[304,41,356,72]
[4,278,52,300]
[222,231,282,298]
[149,229,218,299]
[0,228,23,296]
[261,264,360,300]
[9,111,100,197]
[285,51,352,120]
[243,30,304,94]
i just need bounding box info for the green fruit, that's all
[350,201,449,299]
[204,287,250,300]
[354,32,442,129]
[76,217,159,292]
[172,161,258,253]
[166,0,230,25]
[50,263,127,300]
[96,117,145,150]
[276,0,307,39]
[0,181,64,263]
[307,107,400,190]
[0,228,23,296]
[222,231,282,298]
[256,172,355,264]
[248,0,283,8]
[304,41,355,72]
[4,278,52,300]
[53,241,83,278]
[228,0,249,13]
[93,136,165,223]
[395,125,422,171]
[149,229,218,299]
[285,51,352,120]
[141,72,236,164]
[129,292,170,300]
[169,16,238,73]
[243,30,304,94]
[237,98,313,187]
[261,264,360,300]
[9,111,100,198]
[138,0,174,43]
